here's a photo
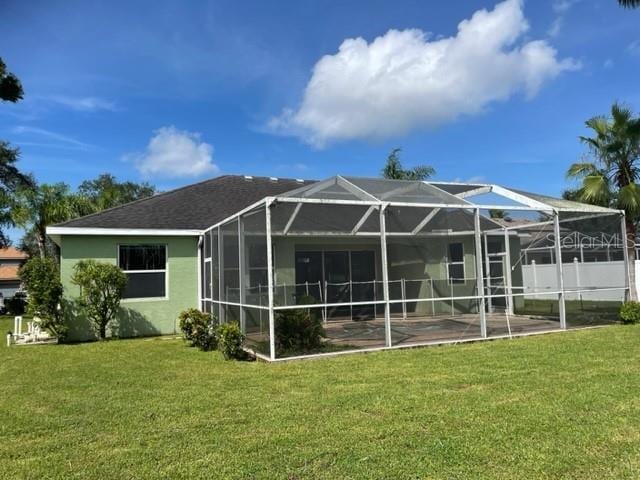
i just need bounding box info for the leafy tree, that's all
[19,257,66,339]
[0,58,34,246]
[566,102,640,299]
[12,182,85,258]
[0,58,23,102]
[381,148,435,180]
[71,260,127,339]
[77,173,155,211]
[619,0,640,8]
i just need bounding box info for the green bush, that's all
[275,295,326,354]
[619,301,640,324]
[6,292,27,316]
[178,308,218,351]
[71,260,127,339]
[217,322,246,360]
[19,257,67,340]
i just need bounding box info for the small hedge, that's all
[178,309,246,359]
[619,301,640,325]
[178,308,218,351]
[275,294,325,355]
[217,322,246,360]
[5,292,27,315]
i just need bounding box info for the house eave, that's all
[46,227,203,237]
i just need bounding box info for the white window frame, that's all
[446,242,465,285]
[118,244,169,302]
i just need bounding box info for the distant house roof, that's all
[0,247,28,260]
[55,175,314,231]
[0,264,21,281]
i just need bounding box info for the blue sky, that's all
[1,0,639,225]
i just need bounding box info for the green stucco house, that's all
[47,174,625,360]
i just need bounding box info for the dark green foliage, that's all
[19,257,66,339]
[217,322,246,360]
[6,292,26,315]
[14,176,156,259]
[619,0,640,8]
[275,295,326,355]
[0,58,23,103]
[71,260,127,339]
[12,182,80,259]
[77,173,156,211]
[178,308,218,351]
[619,301,640,324]
[381,148,435,180]
[0,143,34,248]
[0,59,33,248]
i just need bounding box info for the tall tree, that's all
[566,102,640,299]
[77,173,156,211]
[381,148,435,181]
[12,183,82,258]
[0,58,34,247]
[0,58,23,102]
[619,0,640,8]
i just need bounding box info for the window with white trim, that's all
[119,245,167,299]
[447,242,465,285]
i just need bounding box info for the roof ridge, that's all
[55,174,314,227]
[56,175,236,226]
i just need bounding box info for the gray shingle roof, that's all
[57,175,314,230]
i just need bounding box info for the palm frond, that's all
[619,0,640,9]
[580,175,611,205]
[566,162,600,179]
[618,184,640,216]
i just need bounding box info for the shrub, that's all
[178,308,218,351]
[217,322,246,360]
[19,257,67,339]
[6,292,27,316]
[71,260,127,339]
[619,301,640,324]
[275,295,325,354]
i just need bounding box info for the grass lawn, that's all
[1,317,639,479]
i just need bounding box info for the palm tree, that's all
[12,182,84,258]
[567,102,640,299]
[381,148,435,180]
[489,209,511,221]
[619,0,640,8]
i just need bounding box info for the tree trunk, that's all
[99,322,106,339]
[626,218,637,301]
[37,232,46,259]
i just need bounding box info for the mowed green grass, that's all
[1,317,640,479]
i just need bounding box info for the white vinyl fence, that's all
[522,259,628,301]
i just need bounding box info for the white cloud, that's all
[547,17,563,37]
[47,95,118,112]
[268,0,578,147]
[552,0,579,14]
[129,126,218,179]
[548,0,580,37]
[11,125,94,150]
[628,40,640,57]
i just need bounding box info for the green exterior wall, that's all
[59,235,199,341]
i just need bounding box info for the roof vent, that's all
[269,177,278,182]
[243,175,253,181]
